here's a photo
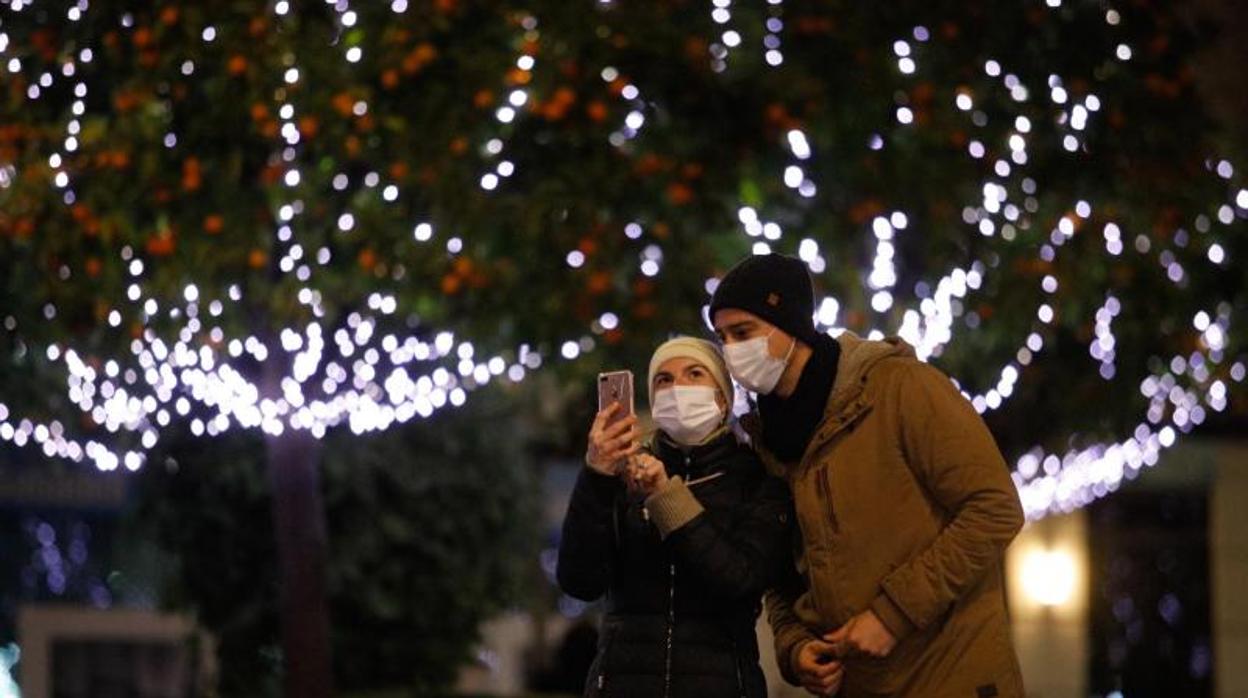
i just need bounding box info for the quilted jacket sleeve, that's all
[646,470,794,602]
[765,553,819,686]
[555,467,621,601]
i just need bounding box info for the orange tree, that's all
[1,0,1246,694]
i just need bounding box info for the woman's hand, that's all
[586,403,640,476]
[627,452,669,496]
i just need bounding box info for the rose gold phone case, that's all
[597,370,634,426]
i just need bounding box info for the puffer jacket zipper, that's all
[661,453,688,698]
[663,562,676,698]
[594,625,614,695]
[596,489,625,698]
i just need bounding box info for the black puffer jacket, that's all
[557,431,794,698]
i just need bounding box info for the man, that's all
[708,253,1025,698]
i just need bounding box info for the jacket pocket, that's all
[847,613,943,695]
[816,467,839,534]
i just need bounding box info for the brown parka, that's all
[759,332,1025,698]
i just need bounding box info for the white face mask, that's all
[723,331,794,395]
[652,385,726,446]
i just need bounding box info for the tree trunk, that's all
[266,427,334,698]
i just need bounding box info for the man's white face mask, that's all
[651,385,725,445]
[722,330,794,395]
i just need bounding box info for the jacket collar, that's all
[810,331,912,450]
[651,429,740,480]
[744,332,914,473]
[824,332,910,413]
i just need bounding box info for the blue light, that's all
[0,643,20,698]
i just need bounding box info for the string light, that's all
[0,3,589,471]
[603,64,646,147]
[708,18,1242,521]
[0,3,1240,527]
[479,16,537,188]
[763,0,784,67]
[707,0,736,73]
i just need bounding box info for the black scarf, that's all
[757,334,841,463]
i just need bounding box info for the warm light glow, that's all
[1021,549,1078,607]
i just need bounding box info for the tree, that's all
[1,0,1245,692]
[132,392,538,695]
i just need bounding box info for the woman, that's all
[557,336,794,698]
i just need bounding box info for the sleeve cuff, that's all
[869,592,917,641]
[644,477,704,539]
[783,637,812,686]
[577,466,620,503]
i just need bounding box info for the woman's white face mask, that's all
[651,385,725,445]
[722,331,794,395]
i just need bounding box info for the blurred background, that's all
[0,0,1246,696]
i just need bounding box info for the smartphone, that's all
[597,370,634,426]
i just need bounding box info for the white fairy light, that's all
[787,130,811,160]
[0,5,1240,534]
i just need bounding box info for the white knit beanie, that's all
[646,336,734,410]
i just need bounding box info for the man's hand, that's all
[825,609,897,659]
[793,638,845,696]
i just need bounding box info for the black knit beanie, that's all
[708,253,820,345]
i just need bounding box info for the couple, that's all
[557,254,1026,698]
